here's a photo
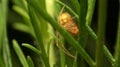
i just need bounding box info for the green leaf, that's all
[86,0,96,25]
[12,39,29,67]
[27,56,34,67]
[11,0,27,11]
[12,5,32,27]
[22,43,41,56]
[12,22,35,37]
[2,30,12,67]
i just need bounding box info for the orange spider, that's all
[56,6,79,59]
[58,12,79,36]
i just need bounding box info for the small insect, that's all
[58,12,79,36]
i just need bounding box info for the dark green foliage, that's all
[0,0,120,67]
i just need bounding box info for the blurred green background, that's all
[0,0,119,67]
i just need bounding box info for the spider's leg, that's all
[71,15,77,20]
[59,5,65,15]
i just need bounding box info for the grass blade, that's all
[86,0,96,25]
[12,39,29,67]
[27,56,34,67]
[22,43,41,56]
[103,45,115,64]
[2,30,12,67]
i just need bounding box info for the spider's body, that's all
[58,12,79,36]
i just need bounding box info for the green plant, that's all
[0,0,120,67]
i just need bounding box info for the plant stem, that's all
[114,2,120,67]
[95,0,107,67]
